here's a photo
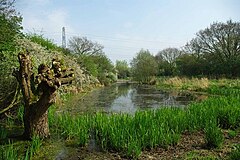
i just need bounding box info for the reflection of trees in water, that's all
[115,83,131,97]
[130,86,194,108]
[66,84,196,114]
[93,83,131,108]
[130,85,170,108]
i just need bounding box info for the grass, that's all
[204,120,224,148]
[228,130,238,138]
[47,92,240,158]
[0,126,7,140]
[229,144,240,160]
[0,135,42,160]
[17,104,24,123]
[1,77,240,159]
[29,135,42,158]
[157,76,210,91]
[0,140,18,160]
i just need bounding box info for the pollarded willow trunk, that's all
[13,51,74,139]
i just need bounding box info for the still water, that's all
[62,83,195,114]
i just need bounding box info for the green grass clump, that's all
[204,120,224,148]
[229,144,240,160]
[51,113,92,147]
[0,136,42,160]
[228,130,237,138]
[29,135,42,158]
[0,126,7,139]
[0,141,18,160]
[92,109,184,158]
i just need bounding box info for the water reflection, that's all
[109,84,194,114]
[63,83,195,114]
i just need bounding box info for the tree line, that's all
[123,20,240,84]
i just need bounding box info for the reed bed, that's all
[49,92,240,158]
[159,77,210,90]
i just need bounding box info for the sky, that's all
[16,0,240,63]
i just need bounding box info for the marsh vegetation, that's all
[1,78,240,159]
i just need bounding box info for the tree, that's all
[0,0,22,51]
[68,36,115,85]
[131,49,158,84]
[115,60,129,79]
[13,51,74,139]
[68,36,104,55]
[176,53,203,76]
[186,20,240,77]
[93,54,116,85]
[0,0,17,16]
[0,0,22,111]
[155,48,182,76]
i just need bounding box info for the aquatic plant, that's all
[52,113,92,147]
[47,86,240,158]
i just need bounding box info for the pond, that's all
[61,83,197,115]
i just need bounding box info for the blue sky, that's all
[16,0,240,63]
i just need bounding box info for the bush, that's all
[16,37,100,91]
[0,50,19,108]
[26,33,60,51]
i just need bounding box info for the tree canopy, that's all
[155,47,182,76]
[0,0,22,52]
[131,49,158,84]
[115,60,130,79]
[185,20,240,77]
[68,36,104,55]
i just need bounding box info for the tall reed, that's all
[48,87,240,158]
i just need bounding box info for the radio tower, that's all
[62,27,66,48]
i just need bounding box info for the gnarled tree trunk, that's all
[13,51,74,139]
